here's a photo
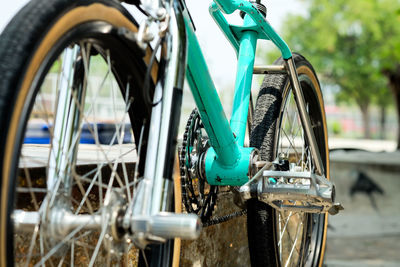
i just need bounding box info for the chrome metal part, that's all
[124,3,197,248]
[136,20,153,50]
[103,192,130,255]
[141,0,167,20]
[50,191,124,240]
[129,3,186,221]
[13,209,102,235]
[48,210,102,238]
[239,1,267,19]
[261,170,333,200]
[240,169,342,214]
[254,160,269,169]
[13,210,40,233]
[253,65,286,74]
[248,149,260,178]
[158,13,170,38]
[132,82,163,217]
[239,153,342,215]
[239,160,273,200]
[13,191,132,255]
[130,212,201,243]
[149,3,186,215]
[135,0,170,49]
[285,58,325,176]
[47,46,81,192]
[13,192,132,258]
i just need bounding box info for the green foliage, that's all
[262,0,400,110]
[330,120,342,136]
[49,59,61,73]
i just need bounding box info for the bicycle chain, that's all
[179,109,246,227]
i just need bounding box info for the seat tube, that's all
[230,15,258,146]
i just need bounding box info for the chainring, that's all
[179,109,218,223]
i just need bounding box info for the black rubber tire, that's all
[0,0,174,266]
[247,53,329,267]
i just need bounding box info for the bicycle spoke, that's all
[71,171,94,214]
[56,254,66,267]
[131,122,145,199]
[39,224,45,267]
[117,82,133,202]
[70,241,75,266]
[141,249,149,267]
[33,223,87,266]
[281,128,300,160]
[284,213,302,256]
[24,224,40,267]
[284,221,303,267]
[20,157,40,210]
[278,211,293,247]
[301,120,305,170]
[73,169,98,214]
[69,89,126,189]
[88,215,109,267]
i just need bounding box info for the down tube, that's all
[184,18,240,166]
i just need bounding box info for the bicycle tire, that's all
[247,53,329,267]
[0,0,175,266]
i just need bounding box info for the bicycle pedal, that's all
[240,169,344,214]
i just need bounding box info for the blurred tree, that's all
[265,0,400,145]
[375,86,392,139]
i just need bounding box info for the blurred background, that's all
[2,0,400,266]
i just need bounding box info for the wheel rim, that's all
[273,74,326,267]
[9,23,150,266]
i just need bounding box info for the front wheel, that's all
[0,0,175,266]
[247,53,329,267]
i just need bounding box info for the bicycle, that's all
[0,0,342,266]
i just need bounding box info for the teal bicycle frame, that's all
[131,0,327,239]
[181,0,300,186]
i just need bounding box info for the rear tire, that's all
[247,53,329,267]
[0,0,174,266]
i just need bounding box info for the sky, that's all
[0,0,303,89]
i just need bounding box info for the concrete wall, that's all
[325,150,400,267]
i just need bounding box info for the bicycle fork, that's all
[12,3,201,247]
[122,3,201,248]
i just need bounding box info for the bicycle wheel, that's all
[0,0,175,266]
[247,53,329,267]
